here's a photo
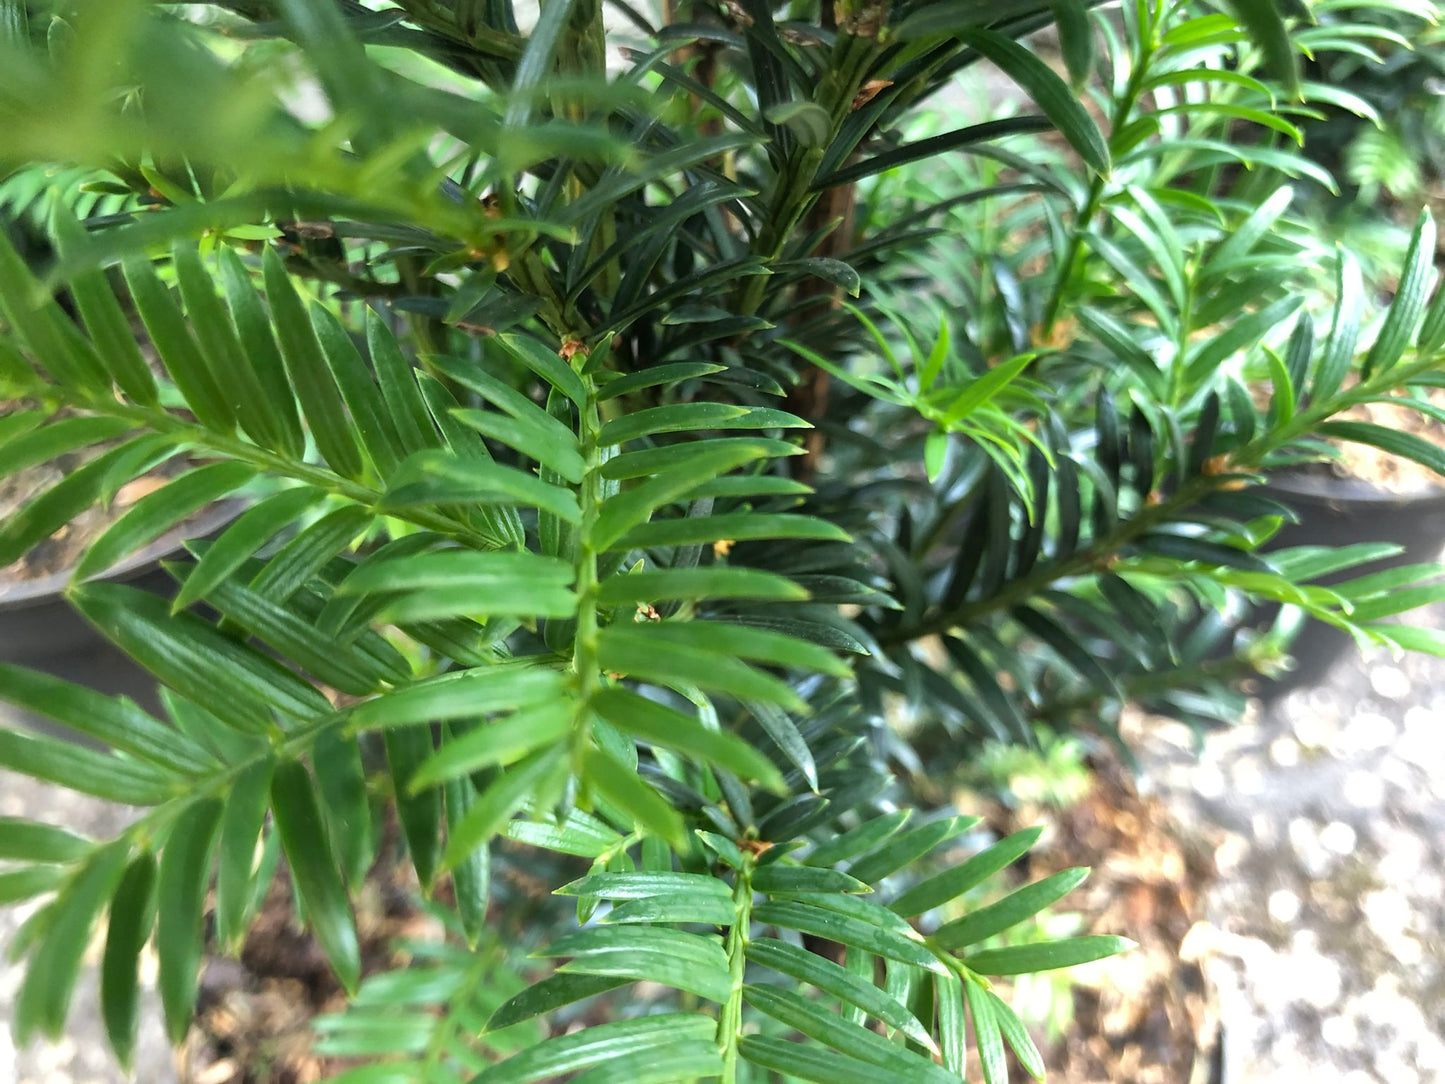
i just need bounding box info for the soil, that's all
[1316,388,1445,495]
[0,400,218,593]
[180,831,434,1084]
[181,879,414,1084]
[175,755,1214,1084]
[960,756,1218,1084]
[177,828,567,1084]
[3,403,111,582]
[1247,375,1445,495]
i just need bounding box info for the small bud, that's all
[723,1,754,27]
[837,0,887,38]
[852,79,893,111]
[1030,316,1078,351]
[291,221,335,239]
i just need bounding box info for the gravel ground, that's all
[5,614,1445,1083]
[1134,607,1445,1083]
[0,770,175,1084]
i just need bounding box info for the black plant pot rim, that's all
[1265,468,1445,511]
[0,500,246,611]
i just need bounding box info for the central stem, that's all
[884,334,1445,649]
[571,366,604,773]
[883,473,1220,644]
[717,853,755,1082]
[1039,4,1160,337]
[737,28,878,318]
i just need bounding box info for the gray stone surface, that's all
[1135,608,1445,1083]
[0,764,175,1084]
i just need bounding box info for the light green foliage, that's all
[0,1,1440,1082]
